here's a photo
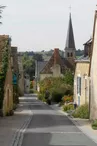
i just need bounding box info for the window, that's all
[77,76,81,96]
[67,53,69,57]
[71,52,73,57]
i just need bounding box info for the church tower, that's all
[64,13,76,61]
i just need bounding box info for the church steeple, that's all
[65,13,76,59]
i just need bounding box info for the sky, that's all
[0,0,97,52]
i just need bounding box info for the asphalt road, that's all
[21,95,97,146]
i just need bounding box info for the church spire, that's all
[65,13,75,49]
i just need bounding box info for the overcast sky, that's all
[0,0,97,51]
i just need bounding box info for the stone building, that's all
[0,35,13,116]
[11,47,19,76]
[35,13,76,85]
[89,10,97,120]
[74,39,92,106]
[18,55,24,96]
[11,47,19,103]
[24,74,30,94]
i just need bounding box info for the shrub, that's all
[62,96,73,103]
[39,77,73,103]
[30,89,34,93]
[38,94,43,100]
[30,81,33,89]
[51,90,63,103]
[63,104,74,111]
[72,104,89,119]
[38,93,46,102]
[91,120,97,130]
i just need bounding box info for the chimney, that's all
[54,48,60,64]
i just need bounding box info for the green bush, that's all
[51,90,63,103]
[30,89,34,93]
[38,93,46,102]
[38,94,43,100]
[91,120,97,130]
[39,77,73,103]
[30,81,33,89]
[72,104,89,119]
[63,104,74,111]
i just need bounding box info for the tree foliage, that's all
[22,53,35,80]
[64,70,74,86]
[0,5,6,24]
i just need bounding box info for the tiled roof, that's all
[37,61,48,76]
[40,48,74,74]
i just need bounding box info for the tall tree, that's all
[0,5,6,24]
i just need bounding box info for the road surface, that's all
[21,94,97,146]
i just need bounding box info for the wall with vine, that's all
[0,40,9,110]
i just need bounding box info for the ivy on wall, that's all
[0,40,9,109]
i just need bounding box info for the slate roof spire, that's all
[65,13,75,49]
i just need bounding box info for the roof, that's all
[40,48,74,74]
[65,13,75,49]
[83,38,92,45]
[75,55,90,63]
[36,61,48,77]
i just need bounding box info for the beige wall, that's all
[74,62,89,106]
[40,74,53,81]
[3,53,13,115]
[52,64,61,77]
[40,64,63,81]
[90,14,97,120]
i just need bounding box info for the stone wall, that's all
[3,57,13,115]
[11,47,19,75]
[0,35,13,115]
[90,11,97,120]
[18,55,24,96]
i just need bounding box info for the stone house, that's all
[0,35,13,116]
[35,13,76,86]
[24,74,30,94]
[89,10,97,120]
[18,54,24,96]
[74,39,92,106]
[11,47,19,103]
[40,48,74,80]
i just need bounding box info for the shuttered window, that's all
[77,76,81,96]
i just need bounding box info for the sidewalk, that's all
[50,104,97,144]
[0,96,32,146]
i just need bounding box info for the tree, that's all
[64,70,74,86]
[0,5,6,24]
[22,53,35,80]
[33,53,43,61]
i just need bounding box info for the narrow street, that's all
[21,94,97,146]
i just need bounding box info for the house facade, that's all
[18,55,24,96]
[11,47,19,103]
[24,74,30,94]
[90,10,97,120]
[74,38,92,106]
[0,35,13,116]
